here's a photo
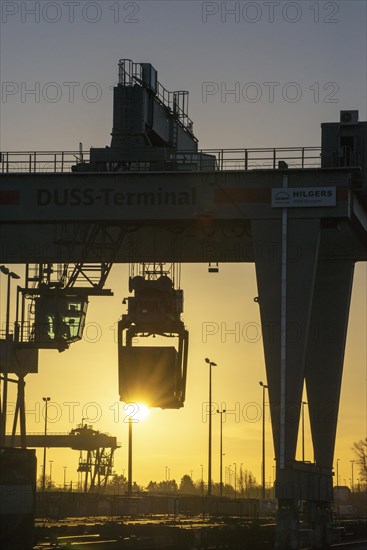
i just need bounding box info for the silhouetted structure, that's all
[1,59,367,549]
[5,424,119,493]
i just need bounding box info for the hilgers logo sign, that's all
[271,187,336,208]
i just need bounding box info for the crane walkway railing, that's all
[0,150,88,173]
[0,147,325,173]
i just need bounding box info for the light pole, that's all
[217,408,226,497]
[301,401,307,462]
[0,265,20,445]
[350,460,355,492]
[227,464,232,493]
[0,265,20,338]
[233,462,237,500]
[200,464,204,497]
[127,416,133,496]
[259,381,268,499]
[126,403,150,496]
[336,458,340,487]
[49,460,53,490]
[205,358,217,496]
[42,397,51,491]
[63,466,67,490]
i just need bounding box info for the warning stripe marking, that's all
[0,191,20,205]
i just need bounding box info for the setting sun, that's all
[124,402,151,422]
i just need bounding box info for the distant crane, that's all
[5,423,119,493]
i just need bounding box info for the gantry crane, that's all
[1,59,367,549]
[0,261,115,450]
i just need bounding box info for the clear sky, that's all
[0,0,366,489]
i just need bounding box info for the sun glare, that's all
[126,402,151,422]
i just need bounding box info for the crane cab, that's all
[32,294,88,351]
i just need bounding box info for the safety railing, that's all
[0,147,327,173]
[0,150,89,173]
[203,147,323,170]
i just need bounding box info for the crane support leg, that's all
[305,259,354,470]
[252,218,322,549]
[252,218,321,465]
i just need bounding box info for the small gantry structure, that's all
[74,424,118,493]
[5,423,119,493]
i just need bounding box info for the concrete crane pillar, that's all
[252,215,356,549]
[305,259,355,470]
[252,217,325,549]
[252,218,321,467]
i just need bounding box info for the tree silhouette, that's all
[352,438,367,485]
[146,481,159,492]
[179,474,196,494]
[107,474,128,494]
[37,474,57,491]
[145,479,178,493]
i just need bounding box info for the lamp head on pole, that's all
[259,381,268,388]
[205,358,217,366]
[0,265,20,279]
